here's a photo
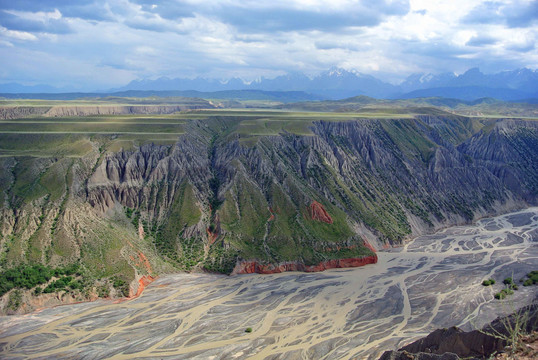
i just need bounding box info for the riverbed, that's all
[1,208,537,359]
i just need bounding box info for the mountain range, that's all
[113,67,538,101]
[4,67,537,102]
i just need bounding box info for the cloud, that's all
[466,34,498,46]
[463,0,538,28]
[215,0,410,32]
[0,26,38,41]
[127,0,410,32]
[0,10,73,34]
[0,0,536,90]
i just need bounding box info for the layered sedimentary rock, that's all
[44,104,212,117]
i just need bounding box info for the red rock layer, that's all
[206,227,218,245]
[310,201,333,224]
[362,238,377,253]
[125,275,155,299]
[232,255,377,275]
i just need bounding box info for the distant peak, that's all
[325,66,352,77]
[419,73,434,83]
[462,67,482,75]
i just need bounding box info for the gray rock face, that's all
[0,106,50,119]
[87,116,538,241]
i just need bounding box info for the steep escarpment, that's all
[0,106,51,119]
[1,113,537,313]
[0,99,214,119]
[44,104,213,117]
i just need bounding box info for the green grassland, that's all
[0,109,422,157]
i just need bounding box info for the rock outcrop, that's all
[231,255,378,274]
[44,104,212,117]
[0,106,51,119]
[310,201,333,224]
[379,304,538,360]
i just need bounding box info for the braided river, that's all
[1,208,537,359]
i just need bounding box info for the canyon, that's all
[0,105,537,314]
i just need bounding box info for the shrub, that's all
[7,289,22,310]
[482,280,492,286]
[503,277,514,285]
[0,264,53,296]
[245,327,253,333]
[520,271,538,286]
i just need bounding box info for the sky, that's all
[0,0,537,91]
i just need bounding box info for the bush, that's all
[68,280,83,290]
[245,327,253,333]
[526,271,538,285]
[523,279,533,286]
[503,289,514,296]
[482,279,495,286]
[0,264,53,296]
[111,276,129,297]
[7,289,22,310]
[503,277,513,285]
[494,292,506,300]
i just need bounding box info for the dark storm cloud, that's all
[0,10,73,34]
[463,1,538,28]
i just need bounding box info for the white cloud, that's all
[0,26,38,41]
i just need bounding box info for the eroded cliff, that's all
[1,111,537,312]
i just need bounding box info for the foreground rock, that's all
[380,304,538,360]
